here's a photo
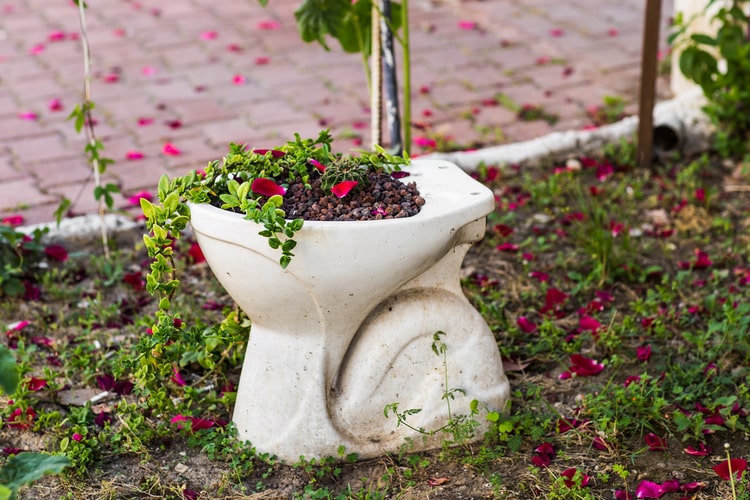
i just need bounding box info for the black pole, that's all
[380,0,402,154]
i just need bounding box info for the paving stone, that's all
[25,156,93,189]
[8,133,78,164]
[0,176,57,211]
[0,156,24,181]
[0,0,674,224]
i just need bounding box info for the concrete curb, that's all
[424,88,712,170]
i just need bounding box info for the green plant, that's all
[587,95,627,125]
[59,0,116,257]
[0,224,47,297]
[671,0,750,157]
[261,0,412,153]
[0,344,70,498]
[384,331,482,449]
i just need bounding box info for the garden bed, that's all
[2,141,750,499]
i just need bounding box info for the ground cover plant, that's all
[1,138,750,499]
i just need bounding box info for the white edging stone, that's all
[424,88,713,171]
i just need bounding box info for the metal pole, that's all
[370,2,382,149]
[380,0,402,155]
[637,0,662,167]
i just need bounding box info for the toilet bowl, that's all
[189,159,510,462]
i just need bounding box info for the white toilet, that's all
[189,159,510,462]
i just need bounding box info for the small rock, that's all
[566,158,582,171]
[175,463,189,474]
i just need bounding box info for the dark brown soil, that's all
[282,171,425,221]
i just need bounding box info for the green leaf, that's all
[140,198,156,220]
[0,453,69,494]
[294,0,350,50]
[0,484,10,500]
[0,345,18,395]
[690,33,717,46]
[53,198,72,227]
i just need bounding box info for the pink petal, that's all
[614,490,632,500]
[137,117,154,126]
[162,143,181,156]
[200,31,218,40]
[609,28,619,36]
[644,433,668,451]
[125,150,145,161]
[636,344,652,362]
[48,98,63,111]
[531,453,551,468]
[560,468,589,488]
[187,242,206,264]
[331,180,358,198]
[165,119,182,129]
[103,73,119,83]
[558,371,572,380]
[227,43,242,52]
[714,458,747,480]
[170,414,189,424]
[550,28,564,37]
[2,215,25,226]
[171,367,186,386]
[535,442,555,456]
[44,245,68,262]
[251,178,286,197]
[257,20,281,30]
[569,354,604,376]
[592,436,608,450]
[29,44,45,55]
[47,30,66,42]
[684,443,711,456]
[494,224,513,237]
[18,112,38,121]
[517,316,537,333]
[6,320,30,334]
[579,315,601,334]
[529,271,550,282]
[309,159,326,172]
[141,66,156,76]
[255,56,271,65]
[544,288,568,310]
[252,148,285,157]
[27,377,47,391]
[127,190,152,205]
[190,417,214,432]
[232,74,246,85]
[71,433,83,442]
[536,55,551,65]
[496,242,519,252]
[457,20,477,30]
[634,480,664,498]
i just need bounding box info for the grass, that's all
[2,138,750,498]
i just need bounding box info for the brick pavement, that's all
[0,0,673,225]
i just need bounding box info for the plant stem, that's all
[75,0,110,260]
